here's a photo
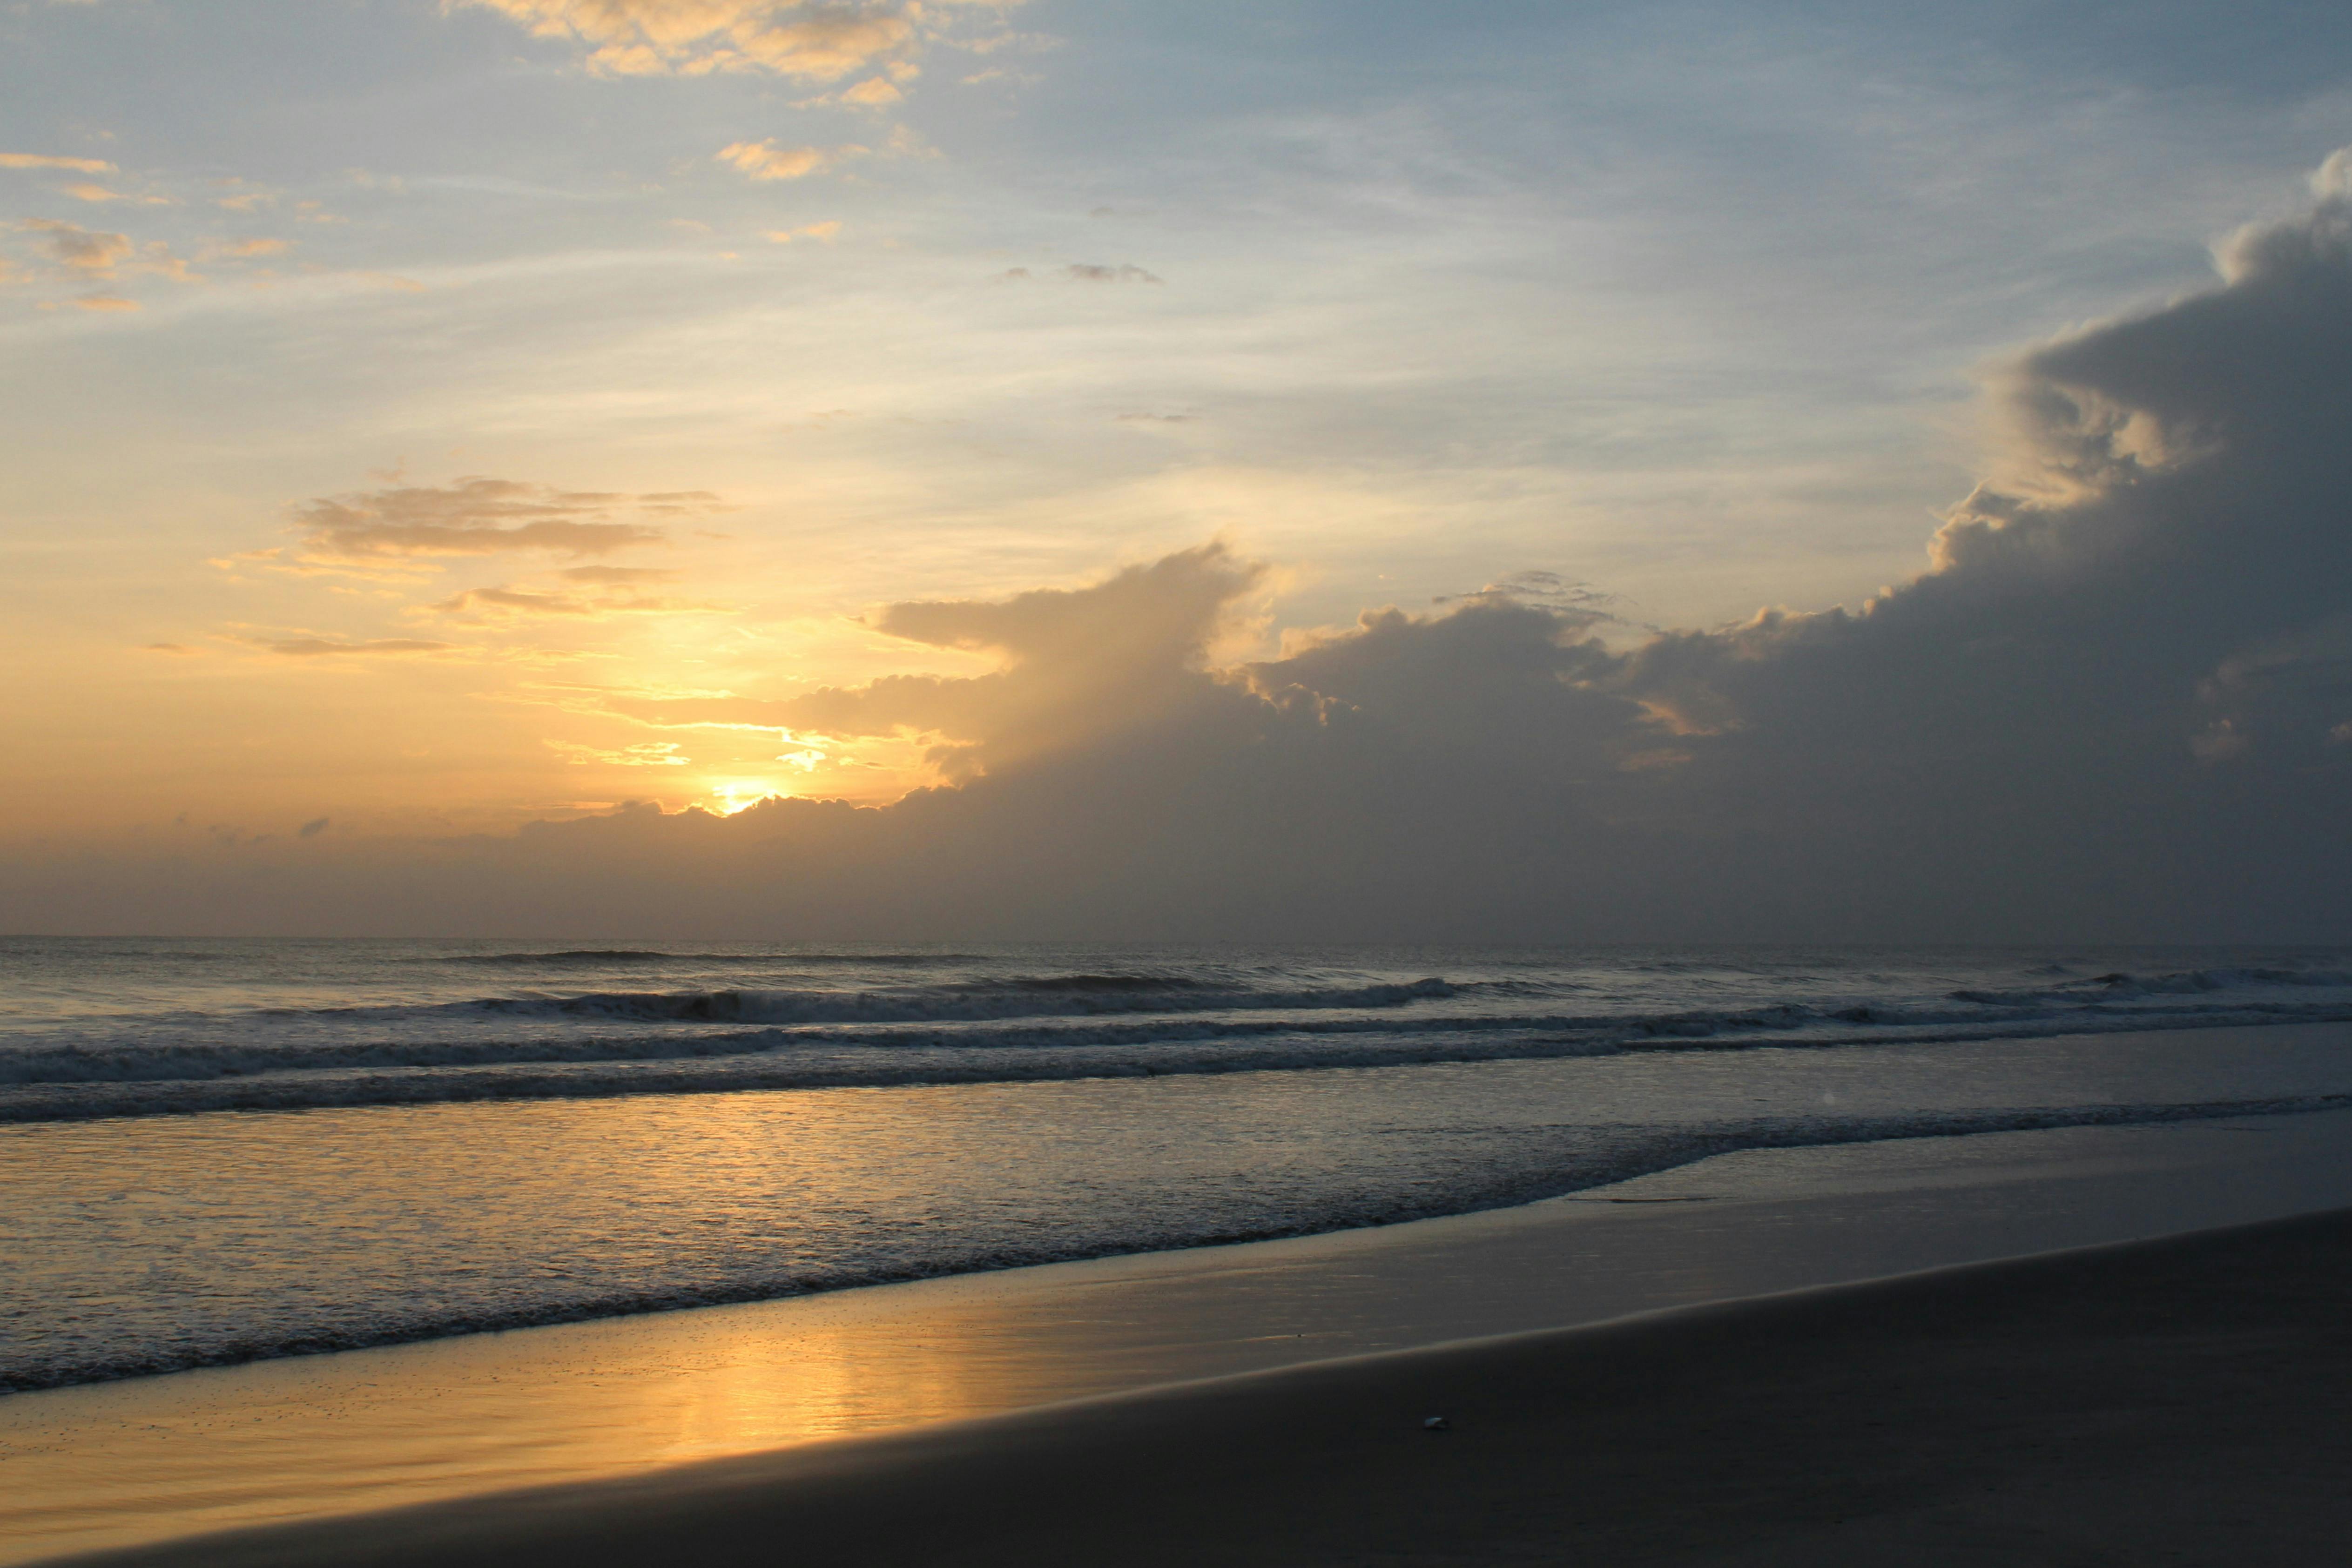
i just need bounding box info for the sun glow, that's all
[706,780,786,815]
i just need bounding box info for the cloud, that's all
[0,153,115,173]
[1062,262,1161,283]
[298,817,331,839]
[57,183,171,205]
[559,565,682,585]
[230,635,457,658]
[133,243,201,283]
[715,139,854,181]
[69,294,139,312]
[431,586,615,618]
[425,582,731,621]
[450,0,1016,82]
[282,478,694,563]
[1431,570,1626,618]
[204,237,290,259]
[9,222,202,291]
[837,74,903,106]
[763,544,1267,780]
[993,262,1164,284]
[764,220,842,243]
[575,689,799,731]
[20,219,132,273]
[548,739,690,767]
[23,153,2352,942]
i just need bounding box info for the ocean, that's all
[5,937,2351,1395]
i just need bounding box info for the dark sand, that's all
[66,1206,2352,1567]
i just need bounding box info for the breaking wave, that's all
[7,993,2352,1125]
[7,1090,2345,1393]
[8,936,2352,1398]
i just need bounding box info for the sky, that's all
[4,0,2350,940]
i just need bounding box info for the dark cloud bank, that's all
[24,165,2352,941]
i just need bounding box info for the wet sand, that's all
[17,1106,2352,1565]
[62,1202,2352,1566]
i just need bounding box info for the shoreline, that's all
[11,1103,2352,1563]
[15,1016,2352,1396]
[60,1203,2352,1566]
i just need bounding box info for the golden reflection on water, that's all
[6,1106,2341,1566]
[0,1084,1166,1564]
[1,1065,1289,1563]
[0,1263,1099,1565]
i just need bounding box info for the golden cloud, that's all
[559,565,682,585]
[763,219,842,242]
[0,153,116,173]
[229,634,458,658]
[59,183,172,205]
[285,478,708,563]
[20,219,133,273]
[449,0,1006,81]
[10,222,205,291]
[426,582,733,621]
[837,74,903,106]
[715,139,844,181]
[547,739,690,767]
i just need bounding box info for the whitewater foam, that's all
[7,1089,2347,1393]
[6,938,2350,1397]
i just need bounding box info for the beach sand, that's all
[20,1103,2352,1566]
[60,1202,2352,1566]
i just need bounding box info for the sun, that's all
[705,780,785,815]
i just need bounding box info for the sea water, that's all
[3,938,2349,1393]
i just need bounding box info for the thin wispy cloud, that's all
[993,262,1164,284]
[559,565,683,585]
[714,140,845,182]
[450,0,1018,83]
[229,634,458,658]
[56,183,171,206]
[426,583,732,621]
[1062,263,1162,284]
[0,153,115,173]
[201,236,290,259]
[547,738,689,767]
[836,74,903,107]
[283,479,696,561]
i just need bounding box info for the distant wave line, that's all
[436,950,998,967]
[5,1000,2350,1122]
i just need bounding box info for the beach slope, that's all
[62,1207,2352,1567]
